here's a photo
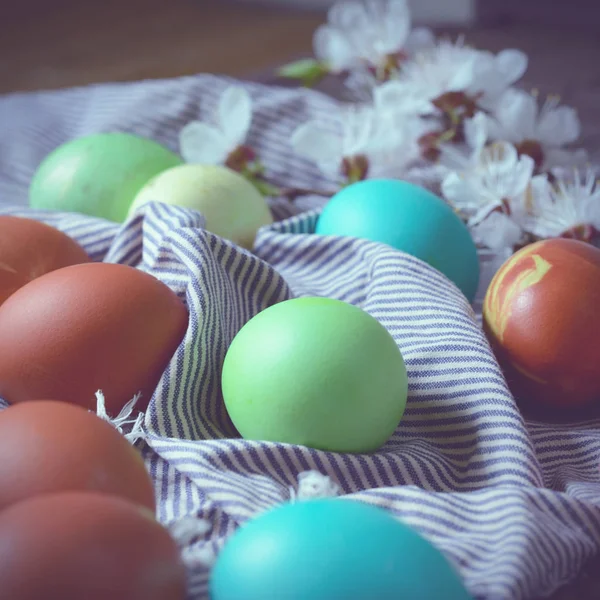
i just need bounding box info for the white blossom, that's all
[441,141,535,225]
[291,102,423,184]
[483,88,587,171]
[437,112,489,170]
[471,211,524,251]
[514,168,600,240]
[179,86,252,165]
[313,0,435,76]
[378,40,528,117]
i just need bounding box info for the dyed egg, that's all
[0,268,28,307]
[221,297,407,453]
[315,179,480,302]
[0,400,155,512]
[210,499,472,600]
[29,133,183,222]
[0,492,186,600]
[127,164,273,249]
[483,238,600,408]
[0,262,188,415]
[0,216,90,305]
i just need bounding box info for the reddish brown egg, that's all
[0,491,187,600]
[0,400,155,512]
[483,238,600,408]
[0,264,28,306]
[0,216,90,304]
[0,262,188,415]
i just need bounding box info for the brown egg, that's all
[0,262,188,414]
[0,264,28,306]
[0,216,90,304]
[0,400,155,512]
[483,238,600,408]
[0,491,187,600]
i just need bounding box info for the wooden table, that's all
[0,0,321,94]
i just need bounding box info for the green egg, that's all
[221,297,408,454]
[29,133,183,222]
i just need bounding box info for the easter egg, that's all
[221,297,407,453]
[0,400,155,512]
[127,164,273,249]
[0,262,188,415]
[0,268,28,308]
[483,238,600,408]
[0,215,90,305]
[0,492,186,600]
[210,498,472,600]
[29,133,183,222]
[315,179,480,302]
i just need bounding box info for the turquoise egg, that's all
[209,499,473,600]
[315,179,480,302]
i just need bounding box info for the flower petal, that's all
[441,172,481,215]
[373,80,419,115]
[493,88,537,142]
[438,143,474,171]
[447,57,477,92]
[464,112,489,155]
[482,141,520,171]
[179,121,230,165]
[313,25,356,72]
[328,0,366,29]
[218,86,252,147]
[377,0,411,55]
[291,121,343,165]
[495,49,528,85]
[482,143,534,199]
[537,104,581,146]
[509,154,536,197]
[471,212,523,251]
[343,108,377,155]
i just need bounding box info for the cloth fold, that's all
[1,74,600,600]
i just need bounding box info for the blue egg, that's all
[315,179,480,302]
[209,499,473,600]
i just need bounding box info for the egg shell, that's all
[0,400,155,512]
[0,491,186,600]
[127,164,273,249]
[0,215,90,304]
[483,238,600,408]
[29,133,183,222]
[0,262,189,415]
[221,297,408,453]
[210,498,472,600]
[315,179,480,302]
[0,267,28,306]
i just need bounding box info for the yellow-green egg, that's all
[127,164,273,250]
[29,133,183,222]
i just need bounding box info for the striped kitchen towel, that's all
[1,74,600,600]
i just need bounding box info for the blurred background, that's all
[1,0,599,157]
[1,0,598,94]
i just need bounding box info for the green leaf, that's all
[250,177,282,198]
[277,59,328,88]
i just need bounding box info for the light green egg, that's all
[29,132,183,222]
[128,164,273,249]
[221,297,408,453]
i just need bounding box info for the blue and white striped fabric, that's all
[1,74,600,600]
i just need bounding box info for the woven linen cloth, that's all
[1,74,600,600]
